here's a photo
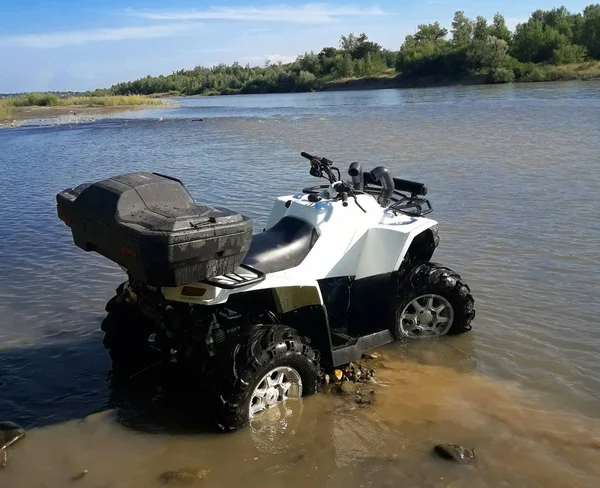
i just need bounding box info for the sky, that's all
[0,0,593,92]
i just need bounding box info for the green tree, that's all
[296,71,317,91]
[489,13,512,42]
[469,36,510,70]
[339,33,365,51]
[296,51,321,74]
[473,16,489,41]
[511,19,563,62]
[581,4,600,58]
[339,32,381,59]
[552,43,587,63]
[451,11,473,46]
[414,22,448,42]
[333,53,355,77]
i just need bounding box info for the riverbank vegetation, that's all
[103,4,600,96]
[0,94,163,120]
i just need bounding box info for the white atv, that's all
[56,151,475,431]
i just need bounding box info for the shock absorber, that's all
[205,314,226,356]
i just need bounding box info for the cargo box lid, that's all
[58,172,250,245]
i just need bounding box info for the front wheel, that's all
[214,325,320,432]
[395,262,475,339]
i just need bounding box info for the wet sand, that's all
[1,348,599,488]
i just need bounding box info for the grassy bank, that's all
[322,61,600,91]
[0,94,163,120]
[517,60,600,82]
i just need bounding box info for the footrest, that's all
[202,264,265,289]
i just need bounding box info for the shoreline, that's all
[321,72,600,92]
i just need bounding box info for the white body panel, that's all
[160,185,437,306]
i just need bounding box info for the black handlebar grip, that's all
[341,192,348,207]
[301,152,314,160]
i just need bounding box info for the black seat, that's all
[243,217,319,274]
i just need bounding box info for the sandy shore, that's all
[0,103,168,128]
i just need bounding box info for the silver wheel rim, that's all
[249,366,302,418]
[399,294,454,338]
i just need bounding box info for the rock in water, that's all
[434,444,476,464]
[71,470,89,481]
[159,468,210,484]
[338,382,357,395]
[0,421,26,449]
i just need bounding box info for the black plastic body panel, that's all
[56,172,253,287]
[363,171,428,196]
[331,330,394,366]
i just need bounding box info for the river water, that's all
[1,82,599,487]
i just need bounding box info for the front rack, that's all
[363,186,433,216]
[202,264,265,289]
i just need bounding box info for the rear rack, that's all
[202,264,265,290]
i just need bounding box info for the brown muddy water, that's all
[1,82,599,487]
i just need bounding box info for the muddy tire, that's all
[394,262,475,339]
[101,292,154,371]
[214,324,320,432]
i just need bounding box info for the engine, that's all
[127,280,278,364]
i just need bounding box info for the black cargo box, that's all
[56,172,253,287]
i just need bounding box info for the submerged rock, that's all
[363,352,379,360]
[0,421,26,469]
[159,467,210,484]
[434,444,476,464]
[337,382,357,395]
[71,470,89,481]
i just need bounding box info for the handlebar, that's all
[300,152,339,183]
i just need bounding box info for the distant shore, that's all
[322,66,600,92]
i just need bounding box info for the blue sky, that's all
[0,0,593,92]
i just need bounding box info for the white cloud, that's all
[126,4,385,24]
[239,54,299,66]
[266,54,297,64]
[504,17,528,32]
[2,22,204,49]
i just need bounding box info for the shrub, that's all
[488,67,516,83]
[296,70,317,91]
[521,66,547,82]
[0,102,12,120]
[552,44,587,64]
[28,93,59,106]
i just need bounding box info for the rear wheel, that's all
[395,262,475,339]
[101,286,155,371]
[214,324,320,432]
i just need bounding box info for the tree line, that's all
[105,4,600,96]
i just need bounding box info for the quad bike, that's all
[56,152,475,431]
